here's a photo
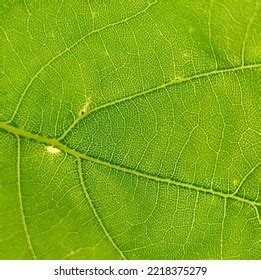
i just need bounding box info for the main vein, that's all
[1,122,260,213]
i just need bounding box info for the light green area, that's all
[0,0,260,259]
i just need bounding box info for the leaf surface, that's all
[0,0,261,259]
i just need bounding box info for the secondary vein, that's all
[77,158,127,259]
[59,63,261,140]
[16,135,37,259]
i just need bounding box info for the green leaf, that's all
[0,0,260,260]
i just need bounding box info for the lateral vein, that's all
[77,158,127,259]
[59,63,261,140]
[16,135,37,259]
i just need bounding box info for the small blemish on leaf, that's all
[78,96,91,117]
[233,179,239,186]
[172,76,185,83]
[46,146,60,154]
[182,51,190,59]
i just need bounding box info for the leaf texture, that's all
[0,0,261,259]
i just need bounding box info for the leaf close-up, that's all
[0,0,260,260]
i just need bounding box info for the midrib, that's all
[1,121,260,212]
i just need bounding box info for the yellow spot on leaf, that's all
[182,51,190,59]
[46,146,60,154]
[233,179,239,186]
